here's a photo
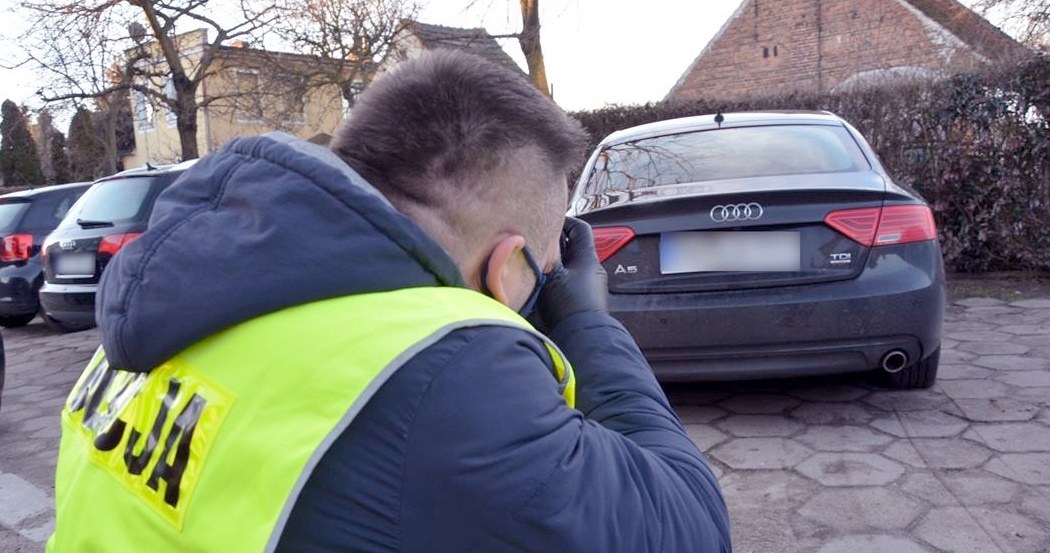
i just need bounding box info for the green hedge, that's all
[569,55,1050,273]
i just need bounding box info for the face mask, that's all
[517,245,548,318]
[479,245,549,317]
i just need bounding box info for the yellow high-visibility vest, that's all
[47,286,574,552]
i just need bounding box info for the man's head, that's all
[331,49,587,312]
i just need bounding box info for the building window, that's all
[163,78,177,127]
[277,74,307,125]
[763,47,769,58]
[234,69,263,122]
[280,96,306,125]
[132,88,155,131]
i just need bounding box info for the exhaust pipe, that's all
[881,350,909,373]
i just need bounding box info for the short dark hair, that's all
[330,49,586,209]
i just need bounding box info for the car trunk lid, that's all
[579,173,887,293]
[42,175,165,285]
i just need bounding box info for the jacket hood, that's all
[96,133,464,372]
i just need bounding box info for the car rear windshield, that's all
[57,177,167,229]
[583,124,871,194]
[0,200,29,234]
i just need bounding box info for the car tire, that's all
[41,312,93,333]
[881,347,939,389]
[0,313,37,328]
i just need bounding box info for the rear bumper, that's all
[0,262,43,316]
[611,243,945,381]
[39,282,98,325]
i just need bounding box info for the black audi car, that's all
[570,111,945,389]
[0,182,91,327]
[39,161,195,332]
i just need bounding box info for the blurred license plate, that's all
[660,232,800,274]
[55,254,95,276]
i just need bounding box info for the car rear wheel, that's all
[41,311,93,333]
[0,313,37,328]
[881,347,939,389]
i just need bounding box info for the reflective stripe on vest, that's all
[47,287,574,553]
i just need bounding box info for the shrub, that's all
[569,55,1050,273]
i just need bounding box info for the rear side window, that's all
[0,201,29,234]
[58,177,169,229]
[52,191,82,221]
[584,125,871,195]
[22,189,84,230]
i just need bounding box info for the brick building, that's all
[666,0,1032,101]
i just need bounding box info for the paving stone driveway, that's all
[667,296,1050,553]
[1,296,1049,552]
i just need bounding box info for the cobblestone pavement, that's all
[0,323,99,552]
[1,297,1049,552]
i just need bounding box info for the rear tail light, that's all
[824,205,936,247]
[592,226,635,262]
[823,208,880,246]
[1,234,33,262]
[874,205,937,245]
[99,233,143,257]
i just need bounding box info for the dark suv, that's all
[39,161,195,331]
[0,182,91,327]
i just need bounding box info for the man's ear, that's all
[483,235,526,308]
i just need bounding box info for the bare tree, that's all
[518,0,549,96]
[463,0,550,96]
[93,67,135,174]
[9,3,128,170]
[971,0,1050,48]
[15,0,279,161]
[265,0,419,115]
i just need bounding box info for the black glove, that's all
[537,217,608,330]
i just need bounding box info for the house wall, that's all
[123,30,208,169]
[201,58,345,154]
[375,33,427,78]
[123,33,345,169]
[667,0,989,101]
[120,95,203,170]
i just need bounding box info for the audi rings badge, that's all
[710,203,764,223]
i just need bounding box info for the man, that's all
[48,50,730,552]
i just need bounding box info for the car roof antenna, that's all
[714,110,725,128]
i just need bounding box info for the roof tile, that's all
[405,20,524,75]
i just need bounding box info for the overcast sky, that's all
[416,0,743,110]
[0,0,743,115]
[0,0,1002,117]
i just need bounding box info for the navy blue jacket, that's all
[96,134,731,552]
